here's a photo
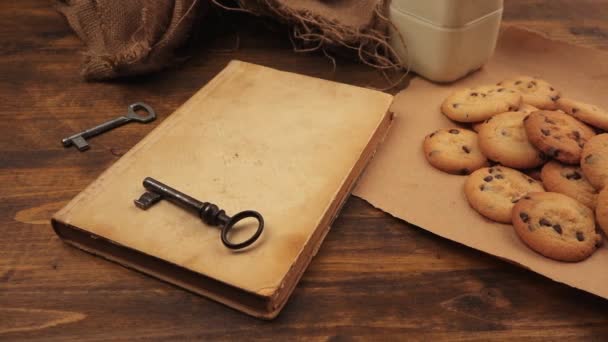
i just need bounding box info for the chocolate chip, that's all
[497,88,505,92]
[453,103,459,108]
[572,107,579,114]
[479,184,485,191]
[553,224,562,234]
[484,176,493,182]
[508,106,515,111]
[544,117,556,124]
[549,87,555,91]
[531,81,537,85]
[520,212,530,223]
[565,171,582,180]
[527,83,534,88]
[481,93,487,98]
[576,231,585,241]
[501,129,509,136]
[551,95,561,101]
[460,168,470,175]
[462,146,471,153]
[470,92,478,97]
[541,128,551,136]
[523,115,530,122]
[515,80,522,85]
[497,82,503,86]
[495,174,504,179]
[585,154,594,163]
[488,168,494,174]
[539,218,552,226]
[547,147,560,157]
[578,141,585,148]
[571,130,581,140]
[523,195,531,200]
[449,129,460,134]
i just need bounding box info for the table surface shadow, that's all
[1,0,608,340]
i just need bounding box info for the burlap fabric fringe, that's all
[213,0,407,74]
[58,0,407,81]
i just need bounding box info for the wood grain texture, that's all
[1,0,608,340]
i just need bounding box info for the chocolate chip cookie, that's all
[498,76,560,109]
[518,103,540,114]
[471,104,539,133]
[441,85,521,123]
[472,121,485,133]
[557,98,608,131]
[512,192,602,262]
[423,128,488,175]
[581,133,608,190]
[524,110,596,164]
[464,166,545,223]
[478,111,546,169]
[540,161,598,209]
[596,188,608,236]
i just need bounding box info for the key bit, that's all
[62,102,156,151]
[134,191,162,209]
[134,177,264,250]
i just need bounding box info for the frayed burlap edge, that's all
[212,0,410,88]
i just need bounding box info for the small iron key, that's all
[134,177,264,250]
[62,102,156,151]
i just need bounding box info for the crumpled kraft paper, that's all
[354,26,608,299]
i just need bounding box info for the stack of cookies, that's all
[423,76,608,262]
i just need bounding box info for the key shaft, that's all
[62,116,131,150]
[62,102,156,151]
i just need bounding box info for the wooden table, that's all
[2,0,608,339]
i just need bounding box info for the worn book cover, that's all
[52,60,394,319]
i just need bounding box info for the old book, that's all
[52,61,394,319]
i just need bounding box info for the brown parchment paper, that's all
[354,26,608,299]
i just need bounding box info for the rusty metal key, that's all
[62,102,156,151]
[134,177,265,250]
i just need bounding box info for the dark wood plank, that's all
[2,0,608,340]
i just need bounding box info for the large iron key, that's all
[134,177,264,250]
[62,102,156,151]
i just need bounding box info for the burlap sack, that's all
[58,0,205,80]
[58,0,404,80]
